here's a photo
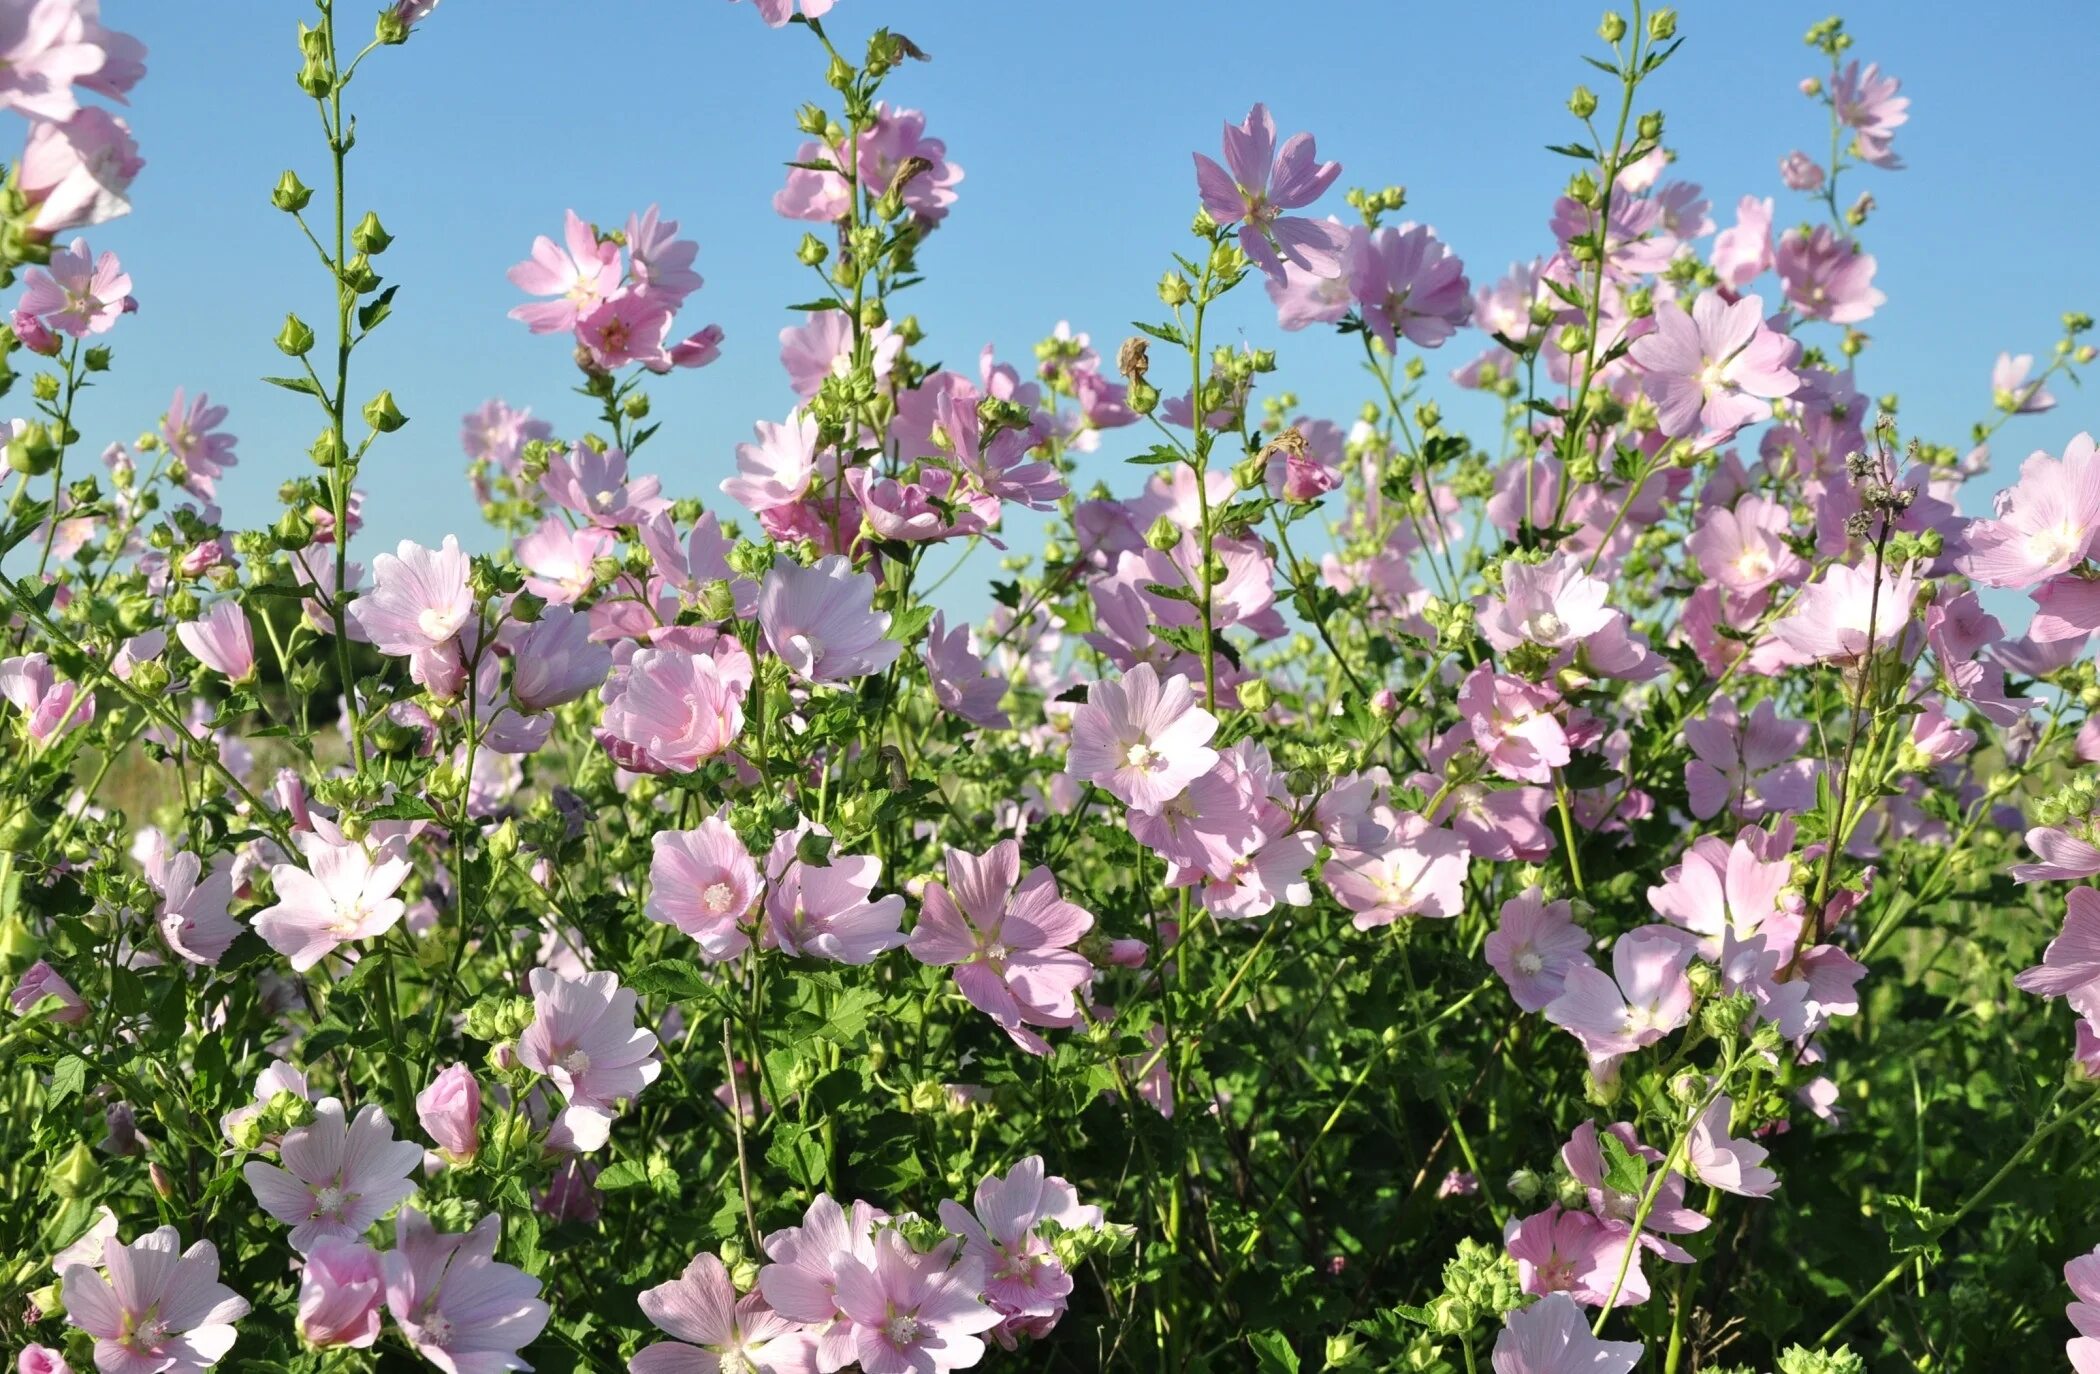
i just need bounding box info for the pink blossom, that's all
[1958,435,2100,588]
[151,849,243,966]
[1066,663,1219,814]
[1264,230,1358,329]
[732,0,838,26]
[1772,558,1919,662]
[0,3,106,120]
[0,653,93,745]
[18,107,142,232]
[598,645,747,774]
[1478,554,1655,679]
[517,968,661,1150]
[924,611,1009,729]
[1459,665,1570,784]
[1350,222,1471,350]
[1682,696,1815,822]
[722,412,821,515]
[1779,151,1825,191]
[252,829,412,972]
[243,1098,421,1252]
[1544,927,1694,1057]
[831,1229,1000,1374]
[1833,60,1907,167]
[1322,814,1470,928]
[461,398,551,476]
[1709,195,1773,289]
[633,1252,799,1373]
[1993,351,2057,414]
[9,959,87,1022]
[764,831,908,965]
[541,444,666,528]
[2013,826,2100,884]
[2015,886,2100,1023]
[576,290,675,371]
[176,600,255,682]
[61,1227,249,1373]
[504,606,610,711]
[294,1238,385,1350]
[758,1195,887,1369]
[623,203,702,307]
[1505,1207,1634,1308]
[17,238,130,336]
[781,309,899,398]
[935,1156,1101,1341]
[1687,1094,1778,1197]
[160,388,239,496]
[383,1210,549,1374]
[1489,1292,1640,1374]
[15,1344,72,1374]
[759,554,902,683]
[515,518,612,605]
[1774,224,1883,324]
[1686,495,1803,597]
[1630,290,1799,446]
[777,104,961,226]
[1485,887,1593,1012]
[647,817,763,961]
[2066,1244,2100,1374]
[348,535,473,658]
[642,509,755,619]
[507,209,619,334]
[1192,102,1349,283]
[417,1064,481,1166]
[907,840,1095,1054]
[1648,832,1797,958]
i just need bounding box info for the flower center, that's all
[2026,520,2086,569]
[1124,741,1158,771]
[1697,358,1729,395]
[312,1183,349,1216]
[884,1312,924,1346]
[702,881,738,915]
[1524,611,1565,642]
[560,1048,592,1077]
[417,606,461,642]
[1734,547,1774,581]
[1515,949,1545,977]
[419,1312,456,1347]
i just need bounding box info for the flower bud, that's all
[1237,678,1271,714]
[7,420,59,476]
[1637,111,1664,142]
[1144,514,1181,553]
[1507,1167,1544,1202]
[1647,8,1676,40]
[149,1161,177,1200]
[1127,379,1159,416]
[696,579,737,622]
[1568,85,1599,119]
[272,169,313,212]
[1157,272,1191,307]
[352,211,393,255]
[1598,10,1626,41]
[362,390,407,433]
[50,1141,102,1199]
[276,313,315,357]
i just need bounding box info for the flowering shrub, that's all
[6,2,2100,1372]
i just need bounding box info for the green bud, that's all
[352,210,393,254]
[1648,9,1676,40]
[1506,1167,1544,1203]
[83,346,111,373]
[296,55,332,98]
[1599,11,1627,41]
[341,253,382,293]
[50,1141,103,1199]
[1126,379,1159,416]
[1637,111,1664,142]
[7,420,59,475]
[276,312,315,357]
[1568,85,1599,119]
[1157,272,1191,307]
[273,506,315,551]
[1230,453,1266,492]
[362,390,408,433]
[696,579,737,622]
[272,169,313,212]
[1144,514,1181,553]
[30,372,59,403]
[375,10,411,44]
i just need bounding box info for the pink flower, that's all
[541,444,666,528]
[1630,290,1799,446]
[417,1064,481,1165]
[1833,60,1907,168]
[722,412,821,514]
[1774,224,1883,324]
[517,968,662,1151]
[504,606,610,711]
[759,555,902,684]
[1459,665,1569,784]
[2015,887,2100,1023]
[460,398,551,476]
[924,611,1009,729]
[1686,1094,1777,1197]
[17,238,130,336]
[732,0,838,26]
[935,1156,1101,1339]
[576,290,675,371]
[1350,222,1471,350]
[642,509,755,618]
[1647,833,1797,958]
[1779,151,1825,190]
[1065,663,1219,814]
[1192,102,1349,283]
[0,653,93,745]
[515,518,612,605]
[647,817,763,961]
[348,535,473,658]
[1993,351,2057,414]
[831,1229,1000,1374]
[1489,1292,1640,1374]
[9,959,87,1022]
[1484,887,1593,1012]
[507,209,619,334]
[2013,826,2100,884]
[242,1097,422,1252]
[176,600,255,682]
[2065,1244,2100,1374]
[160,388,239,496]
[1709,195,1773,289]
[1958,434,2100,588]
[1322,814,1470,928]
[1505,1207,1630,1307]
[1772,558,1919,662]
[624,203,702,307]
[1543,927,1695,1057]
[252,830,412,972]
[764,831,907,965]
[1682,696,1815,823]
[758,1195,888,1369]
[632,1252,799,1374]
[151,848,243,966]
[777,103,961,227]
[907,840,1095,1055]
[1687,495,1803,597]
[383,1210,549,1374]
[0,2,107,121]
[18,107,142,232]
[62,1227,249,1373]
[294,1238,385,1350]
[15,1344,72,1374]
[781,310,899,399]
[598,645,747,774]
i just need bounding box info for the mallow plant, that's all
[2,2,2099,1371]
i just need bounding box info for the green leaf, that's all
[47,1054,86,1107]
[1879,1195,1953,1262]
[356,284,399,333]
[1249,1331,1301,1373]
[1598,1130,1649,1198]
[365,794,442,822]
[595,1158,652,1191]
[262,374,323,398]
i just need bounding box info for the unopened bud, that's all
[272,169,313,212]
[362,390,408,433]
[275,313,315,357]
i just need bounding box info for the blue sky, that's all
[43,1,2100,620]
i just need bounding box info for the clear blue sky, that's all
[52,1,2100,619]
